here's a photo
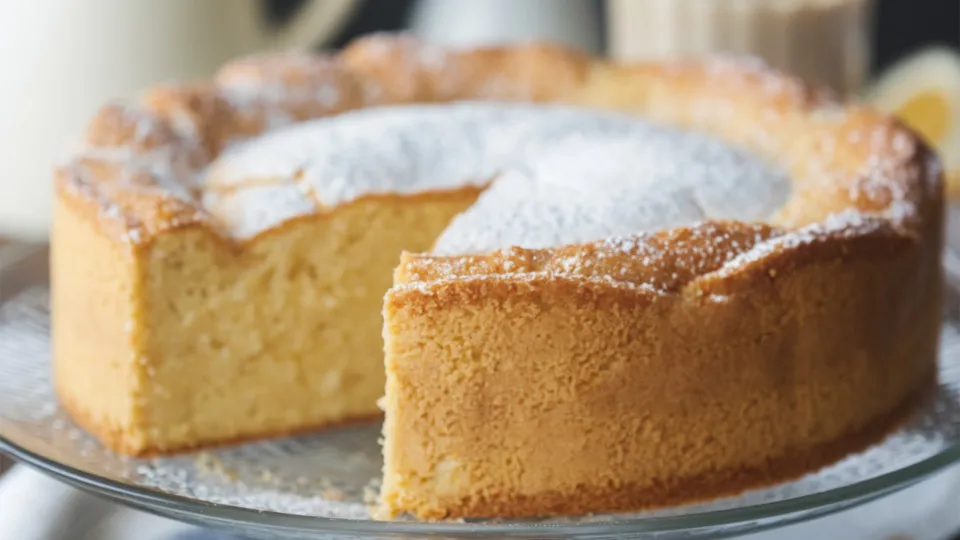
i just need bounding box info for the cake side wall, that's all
[379,242,936,519]
[51,192,148,453]
[132,191,478,454]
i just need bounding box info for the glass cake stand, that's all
[2,273,960,539]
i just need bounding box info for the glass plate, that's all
[2,286,960,540]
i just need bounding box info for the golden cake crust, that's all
[51,33,943,518]
[382,225,939,518]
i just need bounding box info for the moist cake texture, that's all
[51,33,943,519]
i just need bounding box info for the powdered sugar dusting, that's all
[202,184,317,240]
[433,128,790,255]
[60,102,212,242]
[402,222,779,294]
[216,52,352,132]
[207,102,617,195]
[85,147,200,201]
[205,102,791,242]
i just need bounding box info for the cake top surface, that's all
[55,33,940,281]
[204,102,791,248]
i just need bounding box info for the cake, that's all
[51,34,944,519]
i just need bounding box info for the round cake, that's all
[51,33,944,520]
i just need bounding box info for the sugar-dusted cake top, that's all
[428,110,791,254]
[204,102,791,248]
[55,33,939,260]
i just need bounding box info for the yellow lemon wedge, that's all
[866,47,960,193]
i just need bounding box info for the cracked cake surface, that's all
[51,33,943,520]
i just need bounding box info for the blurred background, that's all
[0,0,957,243]
[0,1,958,538]
[319,0,959,71]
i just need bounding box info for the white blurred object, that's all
[408,0,601,53]
[0,0,359,241]
[607,0,872,96]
